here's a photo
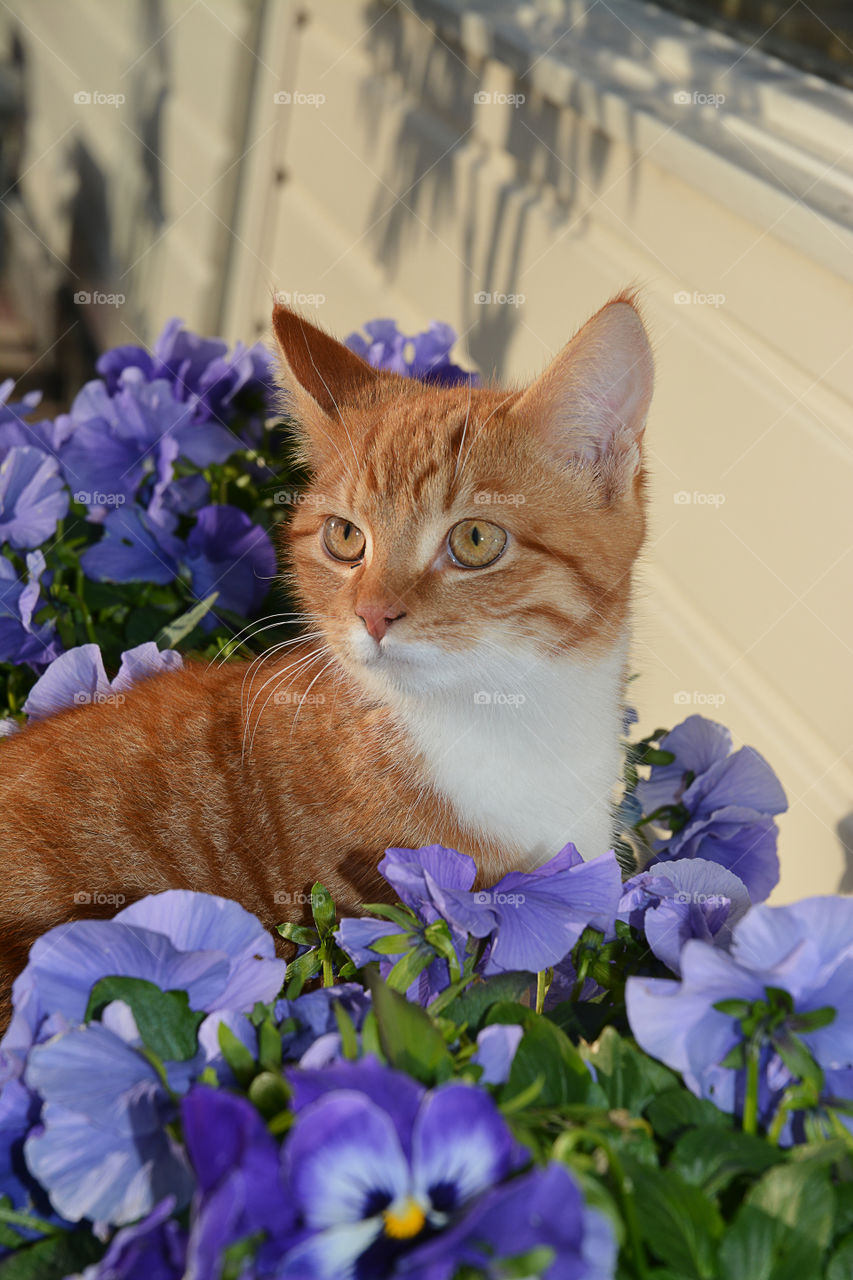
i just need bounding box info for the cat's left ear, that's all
[511,294,653,497]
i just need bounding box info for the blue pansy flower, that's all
[0,445,69,548]
[636,715,787,902]
[80,1197,187,1280]
[619,858,751,974]
[23,641,182,721]
[275,984,372,1063]
[24,1022,194,1226]
[626,895,853,1138]
[183,503,277,625]
[182,1087,296,1280]
[471,1023,524,1085]
[279,1057,612,1279]
[80,503,185,586]
[346,320,479,387]
[0,550,60,669]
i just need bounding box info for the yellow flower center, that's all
[382,1197,426,1239]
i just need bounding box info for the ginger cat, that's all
[0,293,653,996]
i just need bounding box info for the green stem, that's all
[535,968,553,1014]
[0,1205,60,1236]
[743,1038,761,1135]
[321,943,334,988]
[75,565,98,644]
[766,1101,788,1147]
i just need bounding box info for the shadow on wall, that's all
[348,0,782,378]
[837,813,853,894]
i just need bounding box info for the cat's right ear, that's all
[271,302,381,469]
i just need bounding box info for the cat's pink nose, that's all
[356,602,407,642]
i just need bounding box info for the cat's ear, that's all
[511,294,653,496]
[271,302,381,467]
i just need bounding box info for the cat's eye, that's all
[447,519,507,568]
[323,516,366,562]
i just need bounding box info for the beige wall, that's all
[8,0,853,898]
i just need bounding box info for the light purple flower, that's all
[0,550,60,669]
[80,503,184,586]
[183,504,276,625]
[346,320,479,387]
[626,895,853,1135]
[80,1197,187,1280]
[636,715,787,902]
[0,445,69,548]
[23,641,182,721]
[619,858,751,974]
[472,1023,523,1085]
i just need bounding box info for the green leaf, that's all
[718,1205,824,1280]
[284,947,322,993]
[586,1026,679,1112]
[624,1159,723,1279]
[671,1126,783,1197]
[442,972,533,1033]
[384,944,434,994]
[367,933,414,956]
[503,1016,592,1109]
[155,593,218,647]
[0,1229,103,1278]
[366,969,451,1085]
[746,1161,835,1252]
[645,1087,729,1142]
[258,1020,282,1073]
[275,923,318,946]
[310,883,336,937]
[333,1001,359,1060]
[217,1021,257,1088]
[827,1234,853,1280]
[362,903,420,930]
[85,976,204,1062]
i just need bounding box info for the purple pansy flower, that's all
[336,845,475,1003]
[182,1087,295,1280]
[275,984,371,1062]
[618,858,751,975]
[279,1057,612,1279]
[636,715,787,902]
[346,320,479,388]
[471,1023,524,1085]
[183,504,276,625]
[80,1198,187,1280]
[98,318,275,418]
[626,895,853,1138]
[0,550,61,669]
[23,641,182,721]
[0,445,69,548]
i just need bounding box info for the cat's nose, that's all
[356,602,407,642]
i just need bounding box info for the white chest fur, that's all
[392,632,629,868]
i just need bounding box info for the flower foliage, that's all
[0,323,850,1279]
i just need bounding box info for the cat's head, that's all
[272,294,653,699]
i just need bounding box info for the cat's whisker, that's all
[240,632,326,716]
[209,615,314,669]
[455,390,519,485]
[288,655,340,743]
[243,643,333,758]
[242,642,328,737]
